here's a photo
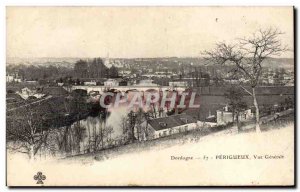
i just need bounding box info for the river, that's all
[36,90,294,159]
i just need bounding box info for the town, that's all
[6,55,294,159]
[5,6,296,187]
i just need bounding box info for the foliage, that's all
[225,86,247,131]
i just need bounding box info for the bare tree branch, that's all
[203,27,287,133]
[239,84,253,96]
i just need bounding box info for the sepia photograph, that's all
[5,6,295,187]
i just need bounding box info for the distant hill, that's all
[6,57,83,68]
[261,58,294,70]
[6,57,294,70]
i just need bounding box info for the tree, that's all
[93,120,105,150]
[65,91,89,118]
[127,111,136,143]
[7,108,50,160]
[74,59,88,78]
[179,63,184,80]
[12,64,72,81]
[134,108,146,141]
[109,65,119,78]
[120,115,130,143]
[225,87,247,132]
[88,58,107,78]
[204,28,287,133]
[54,123,84,156]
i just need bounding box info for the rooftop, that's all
[148,113,197,131]
[39,87,69,96]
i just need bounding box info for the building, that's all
[17,87,45,100]
[147,68,153,73]
[25,80,38,84]
[139,114,198,140]
[216,105,253,125]
[169,81,188,87]
[6,74,22,83]
[119,80,128,86]
[14,78,22,83]
[84,81,97,86]
[137,79,159,87]
[119,70,131,76]
[197,121,218,128]
[104,79,119,87]
[17,86,68,100]
[6,75,14,82]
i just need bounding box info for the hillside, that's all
[7,119,294,186]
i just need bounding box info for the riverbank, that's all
[62,110,294,164]
[7,113,294,186]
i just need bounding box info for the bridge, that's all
[68,85,188,94]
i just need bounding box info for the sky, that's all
[6,7,294,58]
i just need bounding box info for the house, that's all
[17,87,34,99]
[89,91,100,96]
[6,75,14,83]
[104,79,119,87]
[197,121,218,128]
[200,112,218,128]
[119,80,128,86]
[84,81,97,86]
[17,87,45,100]
[169,81,188,87]
[216,105,253,125]
[119,70,131,76]
[139,114,197,141]
[137,79,159,87]
[14,78,22,83]
[147,68,153,73]
[25,80,38,84]
[6,74,22,83]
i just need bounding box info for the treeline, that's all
[7,57,119,82]
[7,65,73,81]
[74,58,118,79]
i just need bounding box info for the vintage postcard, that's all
[6,7,294,186]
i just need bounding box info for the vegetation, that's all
[7,57,119,83]
[6,92,92,159]
[7,107,53,160]
[224,87,247,132]
[204,28,288,133]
